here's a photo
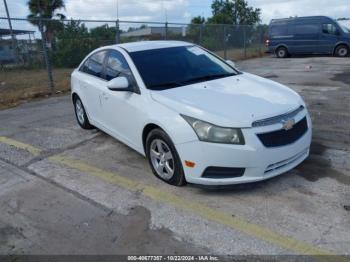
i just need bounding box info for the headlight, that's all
[182,115,245,145]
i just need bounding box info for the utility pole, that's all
[115,0,120,44]
[161,0,168,40]
[115,19,120,44]
[3,0,19,64]
[37,0,54,92]
[116,0,119,19]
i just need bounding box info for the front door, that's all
[99,50,146,150]
[319,23,340,54]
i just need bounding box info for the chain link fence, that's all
[0,17,268,108]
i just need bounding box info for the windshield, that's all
[340,24,350,33]
[336,21,350,33]
[129,46,238,90]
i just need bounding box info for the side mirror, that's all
[226,60,236,68]
[107,76,131,91]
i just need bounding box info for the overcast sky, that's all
[1,0,350,26]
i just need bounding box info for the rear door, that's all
[78,50,108,125]
[319,23,340,54]
[269,21,294,52]
[293,22,320,54]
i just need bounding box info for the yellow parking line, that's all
[48,155,347,261]
[49,155,141,190]
[0,136,348,261]
[0,136,42,156]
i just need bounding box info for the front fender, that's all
[144,102,198,146]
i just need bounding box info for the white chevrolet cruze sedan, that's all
[71,41,312,186]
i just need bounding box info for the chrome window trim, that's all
[252,105,304,127]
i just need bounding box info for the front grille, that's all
[252,106,304,127]
[257,117,308,147]
[202,167,245,179]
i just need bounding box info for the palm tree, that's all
[27,0,66,47]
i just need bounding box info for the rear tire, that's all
[73,96,94,130]
[146,129,186,186]
[334,45,349,57]
[275,46,288,58]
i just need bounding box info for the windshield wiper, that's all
[179,73,236,86]
[148,73,235,90]
[148,81,183,89]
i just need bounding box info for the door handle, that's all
[101,92,109,100]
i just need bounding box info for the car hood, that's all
[150,72,304,128]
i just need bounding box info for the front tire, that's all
[335,45,349,57]
[275,46,288,58]
[146,129,186,186]
[73,96,94,129]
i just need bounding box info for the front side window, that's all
[80,51,107,79]
[129,46,238,90]
[105,51,132,81]
[322,23,338,35]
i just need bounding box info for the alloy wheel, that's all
[75,99,85,125]
[150,139,174,180]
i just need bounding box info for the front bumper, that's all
[175,112,312,185]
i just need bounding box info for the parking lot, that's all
[0,56,349,258]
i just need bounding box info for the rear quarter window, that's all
[269,23,293,38]
[295,24,320,35]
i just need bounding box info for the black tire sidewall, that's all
[74,97,93,129]
[146,129,186,186]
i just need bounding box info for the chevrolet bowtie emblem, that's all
[282,118,295,130]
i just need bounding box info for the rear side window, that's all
[80,51,107,79]
[322,23,338,35]
[105,51,132,81]
[295,24,319,35]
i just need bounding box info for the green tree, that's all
[187,16,206,43]
[53,20,98,67]
[208,0,261,25]
[90,24,117,40]
[27,0,66,45]
[127,24,148,32]
[187,0,263,51]
[191,16,206,24]
[90,24,118,46]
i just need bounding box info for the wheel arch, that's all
[72,92,79,102]
[142,123,163,154]
[333,42,350,55]
[274,44,289,53]
[71,92,93,126]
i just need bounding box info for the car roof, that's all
[270,16,333,25]
[112,40,193,52]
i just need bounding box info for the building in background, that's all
[0,28,35,64]
[121,26,185,40]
